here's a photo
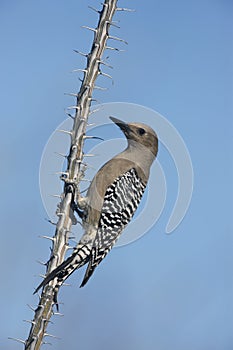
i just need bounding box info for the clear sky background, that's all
[0,1,232,349]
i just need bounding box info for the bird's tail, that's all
[34,244,91,302]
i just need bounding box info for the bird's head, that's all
[110,116,158,157]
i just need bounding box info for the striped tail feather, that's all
[34,244,91,295]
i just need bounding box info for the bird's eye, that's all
[138,128,146,136]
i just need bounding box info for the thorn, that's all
[50,194,62,198]
[106,20,120,29]
[87,122,96,127]
[23,319,35,325]
[27,304,36,311]
[63,282,71,287]
[66,245,75,250]
[116,7,136,12]
[106,46,125,52]
[53,311,64,317]
[99,71,113,79]
[69,236,82,245]
[42,341,52,346]
[88,5,100,13]
[99,71,114,83]
[82,179,91,182]
[108,35,128,45]
[83,135,104,141]
[57,129,72,135]
[73,49,88,57]
[89,107,103,115]
[81,161,95,169]
[54,151,67,158]
[64,92,79,97]
[81,25,97,33]
[65,112,75,119]
[8,337,26,344]
[98,60,113,69]
[83,153,96,157]
[53,171,69,177]
[39,235,55,242]
[94,85,108,91]
[45,218,57,225]
[67,106,81,111]
[36,260,47,266]
[88,97,102,105]
[44,333,61,340]
[39,273,46,278]
[32,288,42,297]
[71,68,87,73]
[68,235,76,240]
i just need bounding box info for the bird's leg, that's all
[77,196,88,210]
[72,196,88,219]
[72,201,84,219]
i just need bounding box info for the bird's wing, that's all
[80,168,146,287]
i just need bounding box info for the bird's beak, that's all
[109,116,130,133]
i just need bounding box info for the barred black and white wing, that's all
[80,168,146,287]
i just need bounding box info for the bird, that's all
[34,116,158,301]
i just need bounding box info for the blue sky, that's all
[0,1,232,349]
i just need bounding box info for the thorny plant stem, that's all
[24,1,118,349]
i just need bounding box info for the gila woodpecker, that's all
[35,117,158,298]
